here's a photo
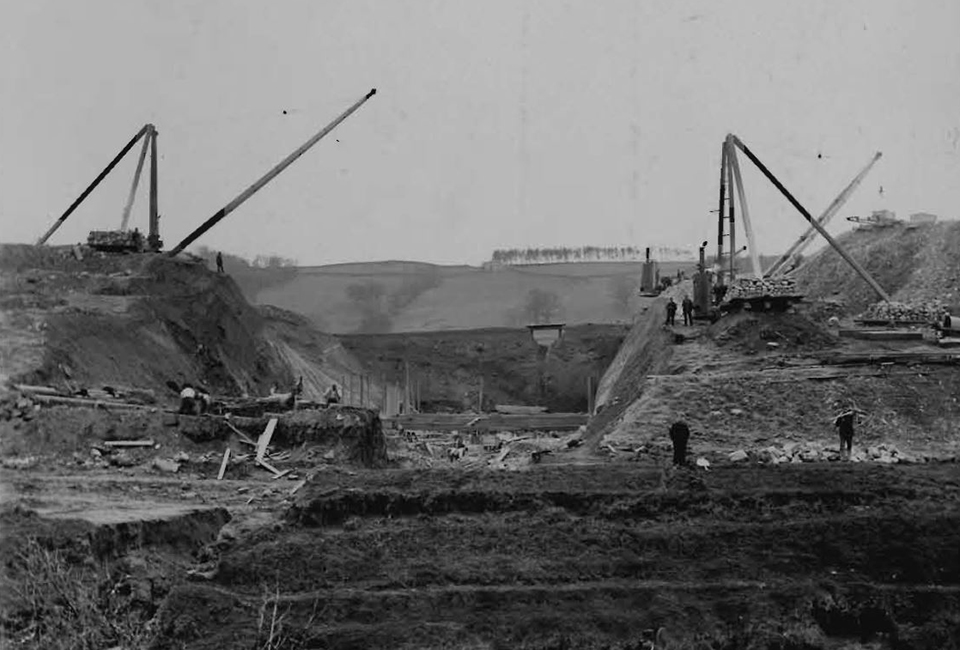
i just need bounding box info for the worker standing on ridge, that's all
[681,295,694,326]
[834,409,856,459]
[323,383,341,407]
[216,251,224,274]
[665,298,678,326]
[669,421,690,466]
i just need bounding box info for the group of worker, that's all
[665,296,696,326]
[667,410,859,466]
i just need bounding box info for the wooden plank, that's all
[256,418,278,461]
[222,418,258,446]
[102,439,154,448]
[217,447,231,480]
[256,458,282,475]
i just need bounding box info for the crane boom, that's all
[766,151,881,277]
[38,125,151,245]
[731,136,890,302]
[168,88,377,256]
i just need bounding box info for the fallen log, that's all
[30,394,158,411]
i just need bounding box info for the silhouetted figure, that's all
[834,411,855,458]
[669,421,690,466]
[323,383,341,407]
[681,295,694,326]
[216,251,224,274]
[665,298,677,326]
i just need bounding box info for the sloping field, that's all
[254,261,691,333]
[151,464,960,649]
[794,220,960,315]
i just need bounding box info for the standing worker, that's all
[669,421,690,466]
[834,410,856,459]
[216,251,224,274]
[665,298,678,326]
[681,295,694,326]
[323,383,341,407]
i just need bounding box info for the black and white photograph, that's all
[1,1,959,648]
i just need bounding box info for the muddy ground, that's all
[3,461,960,649]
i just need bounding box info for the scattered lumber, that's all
[217,448,231,480]
[103,439,155,448]
[256,457,289,479]
[222,418,257,446]
[256,418,278,462]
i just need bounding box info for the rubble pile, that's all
[727,440,916,465]
[860,300,947,323]
[87,229,144,252]
[724,277,800,301]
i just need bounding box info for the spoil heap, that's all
[860,299,948,324]
[793,220,960,315]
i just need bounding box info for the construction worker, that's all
[179,384,198,415]
[669,421,690,466]
[665,298,678,326]
[681,295,694,326]
[216,251,224,274]
[834,410,856,458]
[323,383,341,407]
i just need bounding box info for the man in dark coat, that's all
[216,251,224,274]
[681,295,694,326]
[665,298,678,326]
[669,421,690,466]
[834,410,856,458]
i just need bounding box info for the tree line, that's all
[488,246,696,265]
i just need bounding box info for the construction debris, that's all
[255,418,278,461]
[860,300,947,324]
[217,448,231,480]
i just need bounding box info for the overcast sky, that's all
[2,0,958,266]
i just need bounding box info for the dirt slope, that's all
[794,220,960,315]
[0,245,368,402]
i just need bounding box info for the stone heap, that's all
[860,300,946,323]
[87,229,144,252]
[727,440,915,464]
[724,277,800,301]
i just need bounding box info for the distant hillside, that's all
[247,260,698,333]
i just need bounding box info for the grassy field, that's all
[251,260,694,333]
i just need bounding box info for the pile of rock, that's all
[725,277,800,301]
[0,395,38,422]
[860,300,946,323]
[87,229,144,252]
[727,440,914,464]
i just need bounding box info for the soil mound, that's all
[0,245,368,402]
[708,310,839,354]
[793,221,960,316]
